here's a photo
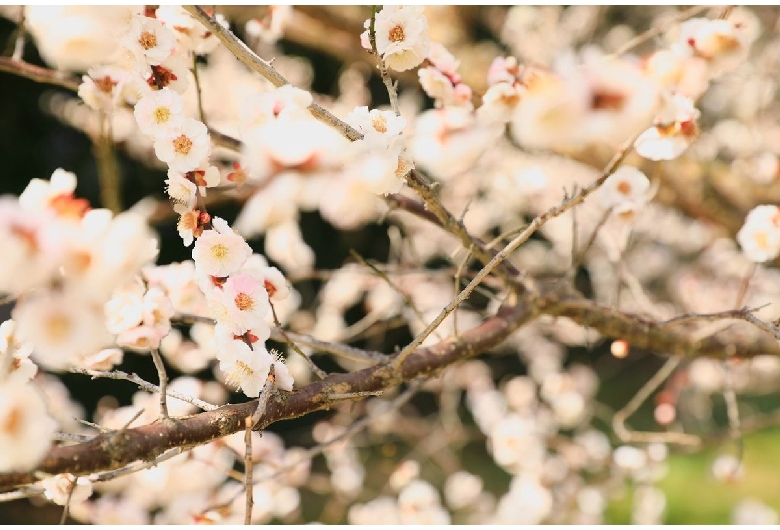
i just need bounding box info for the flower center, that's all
[617,181,632,195]
[211,244,229,259]
[2,404,21,435]
[139,30,158,50]
[46,314,71,343]
[226,360,254,388]
[154,107,171,124]
[389,24,405,43]
[755,231,769,249]
[235,292,254,311]
[372,114,388,133]
[94,75,118,93]
[173,134,193,155]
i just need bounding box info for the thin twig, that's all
[58,476,77,525]
[568,207,612,277]
[184,3,514,284]
[328,390,384,400]
[367,5,401,115]
[192,54,207,125]
[183,5,363,142]
[613,356,700,446]
[609,5,711,58]
[0,485,43,503]
[53,432,94,443]
[75,418,110,433]
[215,381,422,512]
[70,367,218,411]
[91,447,184,483]
[269,302,327,379]
[243,417,253,525]
[658,306,769,327]
[150,349,170,419]
[109,409,145,445]
[174,313,386,363]
[251,365,276,428]
[349,249,437,339]
[391,134,637,371]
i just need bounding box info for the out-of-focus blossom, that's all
[78,66,129,113]
[598,166,651,214]
[737,205,780,263]
[634,93,700,161]
[0,381,57,472]
[15,289,111,370]
[42,474,93,506]
[26,6,137,71]
[411,106,503,180]
[677,17,756,77]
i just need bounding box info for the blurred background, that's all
[2,6,780,524]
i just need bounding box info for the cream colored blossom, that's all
[153,118,211,173]
[368,6,430,72]
[192,217,253,278]
[0,381,58,472]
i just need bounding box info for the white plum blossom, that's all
[0,381,58,472]
[193,217,253,278]
[239,85,314,138]
[444,471,483,511]
[122,14,177,66]
[478,82,524,124]
[427,42,460,77]
[208,273,271,336]
[272,352,294,391]
[366,6,430,72]
[78,65,129,113]
[155,6,227,55]
[216,335,274,398]
[418,67,456,105]
[0,319,37,383]
[410,106,503,181]
[138,53,191,95]
[737,205,780,263]
[345,106,406,151]
[634,93,700,161]
[165,172,198,210]
[42,474,93,506]
[174,203,200,247]
[677,17,755,77]
[242,118,348,184]
[19,168,78,212]
[598,166,651,212]
[80,347,124,371]
[153,118,211,173]
[134,88,185,137]
[25,6,138,71]
[488,55,522,86]
[14,290,111,371]
[105,278,145,335]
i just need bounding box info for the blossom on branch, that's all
[365,6,431,72]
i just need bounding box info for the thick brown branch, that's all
[3,280,780,490]
[0,292,536,491]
